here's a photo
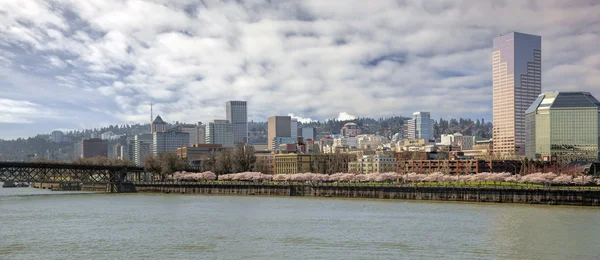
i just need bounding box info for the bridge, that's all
[0,162,146,192]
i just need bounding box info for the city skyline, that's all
[1,1,600,140]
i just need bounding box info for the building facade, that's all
[206,120,234,148]
[82,138,108,158]
[267,116,292,150]
[226,101,248,144]
[525,92,600,164]
[290,118,298,140]
[407,112,434,141]
[493,32,542,156]
[271,137,297,151]
[274,154,312,174]
[255,153,276,174]
[177,144,227,170]
[153,129,190,156]
[341,123,360,137]
[175,123,205,146]
[151,115,167,134]
[73,141,83,159]
[299,127,317,141]
[134,134,153,166]
[348,154,397,174]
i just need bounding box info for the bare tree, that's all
[215,149,232,175]
[231,143,256,173]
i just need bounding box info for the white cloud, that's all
[288,113,315,123]
[336,112,357,121]
[0,0,598,137]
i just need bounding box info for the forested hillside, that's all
[0,117,492,161]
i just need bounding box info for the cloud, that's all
[0,98,43,123]
[0,0,599,139]
[288,113,315,123]
[336,112,357,121]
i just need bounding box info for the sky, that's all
[0,0,599,140]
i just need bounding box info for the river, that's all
[1,186,599,259]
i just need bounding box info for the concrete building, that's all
[112,143,122,159]
[290,118,298,140]
[101,131,119,140]
[255,153,276,174]
[177,144,227,170]
[206,120,234,148]
[333,137,357,148]
[153,129,190,155]
[134,134,153,166]
[525,91,600,164]
[407,112,434,141]
[121,136,135,161]
[357,135,384,150]
[268,116,292,150]
[271,137,297,151]
[274,154,312,174]
[341,123,360,137]
[73,141,83,159]
[493,32,542,156]
[299,127,317,141]
[82,138,108,158]
[174,122,205,146]
[151,115,167,134]
[348,154,397,174]
[226,101,248,144]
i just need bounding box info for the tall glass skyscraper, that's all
[525,92,600,164]
[493,32,541,156]
[226,101,248,144]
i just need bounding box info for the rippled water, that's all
[1,187,599,259]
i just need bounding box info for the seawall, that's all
[133,182,600,206]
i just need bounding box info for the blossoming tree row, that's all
[171,171,599,185]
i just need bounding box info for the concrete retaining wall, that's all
[133,182,600,206]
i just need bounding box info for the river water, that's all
[1,187,599,260]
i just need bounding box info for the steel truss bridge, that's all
[0,162,145,192]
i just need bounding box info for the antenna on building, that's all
[150,101,153,123]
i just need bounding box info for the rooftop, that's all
[526,91,600,113]
[152,115,166,124]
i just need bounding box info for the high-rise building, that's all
[82,138,108,158]
[206,120,234,148]
[151,115,167,134]
[525,92,600,164]
[406,112,434,141]
[226,101,248,144]
[174,122,205,146]
[493,32,542,156]
[134,134,153,166]
[267,116,291,150]
[153,129,190,155]
[121,136,135,161]
[299,127,317,141]
[290,118,298,140]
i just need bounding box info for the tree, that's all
[215,149,232,175]
[231,143,256,173]
[143,153,188,180]
[159,153,189,179]
[203,151,217,172]
[143,156,162,179]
